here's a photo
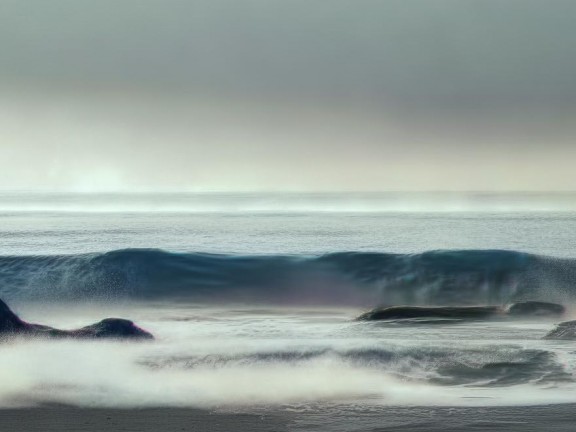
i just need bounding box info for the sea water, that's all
[2,192,576,410]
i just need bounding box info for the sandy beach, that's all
[2,404,576,432]
[0,406,291,432]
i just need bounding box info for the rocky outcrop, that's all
[0,298,26,332]
[543,321,576,340]
[357,301,565,322]
[0,298,153,340]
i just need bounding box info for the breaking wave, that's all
[141,345,572,388]
[0,248,575,305]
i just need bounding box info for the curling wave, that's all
[0,248,575,305]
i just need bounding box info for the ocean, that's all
[2,192,576,430]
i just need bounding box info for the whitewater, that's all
[3,192,576,421]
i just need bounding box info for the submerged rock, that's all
[357,301,566,322]
[543,321,576,340]
[356,305,503,322]
[506,301,565,318]
[0,298,153,341]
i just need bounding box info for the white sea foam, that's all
[1,305,576,409]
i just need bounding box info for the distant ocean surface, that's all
[2,191,576,421]
[3,191,576,256]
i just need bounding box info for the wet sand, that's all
[0,406,291,432]
[2,404,576,432]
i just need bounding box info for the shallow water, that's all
[1,303,575,409]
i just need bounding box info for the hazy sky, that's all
[1,0,575,191]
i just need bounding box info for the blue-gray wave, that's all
[0,248,574,305]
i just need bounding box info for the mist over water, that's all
[2,304,576,409]
[4,192,576,213]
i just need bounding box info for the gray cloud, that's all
[1,0,575,191]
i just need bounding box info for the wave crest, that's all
[0,248,575,305]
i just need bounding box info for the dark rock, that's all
[357,301,567,322]
[0,298,27,332]
[356,305,503,322]
[543,321,576,340]
[70,318,154,340]
[0,298,153,341]
[506,301,565,318]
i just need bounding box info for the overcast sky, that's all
[1,0,575,191]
